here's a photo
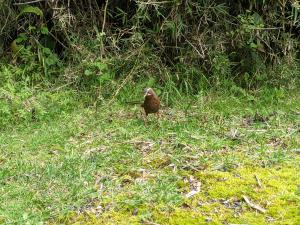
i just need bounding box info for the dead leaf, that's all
[131,140,155,152]
[84,145,107,155]
[226,129,241,140]
[254,112,269,123]
[242,116,254,126]
[205,217,213,222]
[143,220,161,225]
[132,208,138,215]
[185,175,201,198]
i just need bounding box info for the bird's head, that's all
[143,87,155,98]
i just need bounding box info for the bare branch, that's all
[13,0,46,6]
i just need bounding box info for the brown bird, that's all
[141,87,160,123]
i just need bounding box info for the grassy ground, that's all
[0,88,299,225]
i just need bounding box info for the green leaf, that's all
[99,72,112,82]
[95,62,108,70]
[250,42,257,49]
[40,26,49,35]
[253,12,263,25]
[147,77,156,87]
[28,25,36,32]
[84,69,93,76]
[42,47,51,55]
[45,57,56,66]
[18,6,43,18]
[15,33,28,43]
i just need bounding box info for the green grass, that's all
[0,88,299,225]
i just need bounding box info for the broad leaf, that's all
[18,6,43,18]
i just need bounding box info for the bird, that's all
[141,87,160,123]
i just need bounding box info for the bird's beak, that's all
[144,92,152,97]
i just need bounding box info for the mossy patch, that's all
[54,164,299,225]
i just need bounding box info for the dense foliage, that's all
[1,0,299,85]
[0,0,299,126]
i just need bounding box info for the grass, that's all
[0,87,299,225]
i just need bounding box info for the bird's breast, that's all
[144,96,160,113]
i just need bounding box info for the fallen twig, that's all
[242,195,266,213]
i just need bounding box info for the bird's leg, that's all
[140,108,148,125]
[155,112,161,128]
[156,111,161,119]
[143,113,148,126]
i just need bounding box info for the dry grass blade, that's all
[108,65,136,105]
[254,174,263,188]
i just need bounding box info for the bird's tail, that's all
[124,100,142,105]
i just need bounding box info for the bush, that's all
[0,0,299,92]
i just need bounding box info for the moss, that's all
[53,211,141,225]
[153,209,206,225]
[53,164,299,224]
[192,165,300,224]
[227,211,266,225]
[93,212,141,225]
